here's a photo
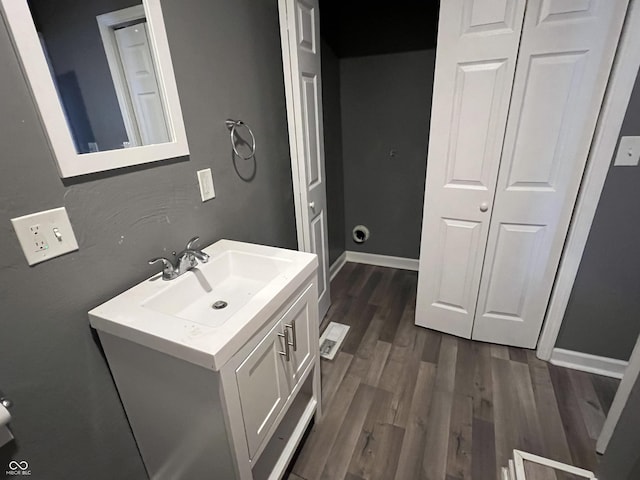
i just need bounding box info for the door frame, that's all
[536,0,640,361]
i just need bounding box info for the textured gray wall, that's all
[0,0,295,478]
[321,39,345,266]
[556,73,640,361]
[30,0,137,152]
[340,50,435,258]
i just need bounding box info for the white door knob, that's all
[479,202,489,212]
[309,201,315,210]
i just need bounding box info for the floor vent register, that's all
[319,322,350,360]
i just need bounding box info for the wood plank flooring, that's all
[288,263,619,480]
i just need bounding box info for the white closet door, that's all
[280,0,331,320]
[415,0,527,337]
[472,0,628,347]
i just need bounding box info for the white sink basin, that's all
[143,250,291,328]
[89,240,317,370]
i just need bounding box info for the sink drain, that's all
[212,300,228,310]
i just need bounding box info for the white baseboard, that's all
[329,251,347,281]
[344,251,419,271]
[549,348,628,379]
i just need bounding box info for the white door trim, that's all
[96,5,146,147]
[536,0,640,361]
[549,348,628,380]
[597,334,640,453]
[329,251,347,281]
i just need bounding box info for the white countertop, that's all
[89,240,317,371]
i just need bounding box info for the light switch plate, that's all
[11,207,79,265]
[197,168,216,201]
[614,136,640,166]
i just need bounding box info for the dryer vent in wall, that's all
[352,225,370,244]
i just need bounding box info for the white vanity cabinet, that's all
[89,241,321,480]
[228,286,317,463]
[233,285,315,460]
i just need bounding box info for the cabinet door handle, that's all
[278,330,290,361]
[285,321,297,351]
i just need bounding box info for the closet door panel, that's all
[416,0,527,338]
[430,218,483,316]
[479,223,547,328]
[505,52,588,191]
[462,0,519,35]
[447,60,509,189]
[537,0,597,24]
[472,0,628,347]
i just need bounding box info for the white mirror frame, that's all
[0,0,189,178]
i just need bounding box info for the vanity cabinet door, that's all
[282,285,315,388]
[235,320,289,459]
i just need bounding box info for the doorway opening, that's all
[279,0,440,321]
[319,1,439,269]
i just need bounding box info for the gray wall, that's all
[321,39,345,265]
[340,50,435,258]
[597,374,640,479]
[30,0,137,152]
[0,0,295,478]
[556,72,640,361]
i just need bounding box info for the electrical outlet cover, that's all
[11,207,79,265]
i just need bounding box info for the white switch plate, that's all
[11,207,79,265]
[614,136,640,166]
[197,168,216,201]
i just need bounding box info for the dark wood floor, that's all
[287,263,619,480]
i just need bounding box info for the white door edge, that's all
[537,0,640,360]
[278,0,306,252]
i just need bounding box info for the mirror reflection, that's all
[27,0,171,154]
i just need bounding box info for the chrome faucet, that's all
[148,236,210,280]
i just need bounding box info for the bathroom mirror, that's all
[0,0,189,178]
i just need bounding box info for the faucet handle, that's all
[148,257,177,280]
[185,236,200,250]
[148,257,173,267]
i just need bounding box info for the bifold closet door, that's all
[471,0,628,348]
[280,0,331,320]
[415,0,527,337]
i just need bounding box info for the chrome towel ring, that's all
[225,119,256,160]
